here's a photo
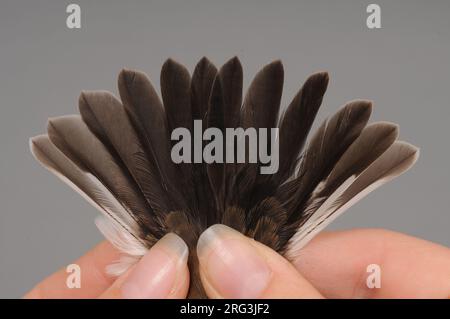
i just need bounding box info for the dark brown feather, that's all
[191,57,218,122]
[79,91,172,217]
[47,115,159,234]
[118,69,186,210]
[235,61,284,211]
[274,72,329,184]
[161,58,193,133]
[190,57,218,227]
[30,135,145,242]
[279,100,372,228]
[160,58,198,217]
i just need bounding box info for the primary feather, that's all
[30,57,418,298]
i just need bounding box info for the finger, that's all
[196,224,323,299]
[24,241,121,299]
[99,233,190,299]
[293,228,450,298]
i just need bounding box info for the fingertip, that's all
[196,224,322,299]
[101,233,189,299]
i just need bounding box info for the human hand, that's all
[24,225,450,299]
[196,225,450,298]
[24,233,190,298]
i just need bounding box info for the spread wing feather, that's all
[30,58,419,299]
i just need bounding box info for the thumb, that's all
[196,224,323,299]
[100,233,190,299]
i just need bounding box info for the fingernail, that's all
[197,224,272,298]
[121,233,188,298]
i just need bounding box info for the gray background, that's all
[0,0,449,298]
